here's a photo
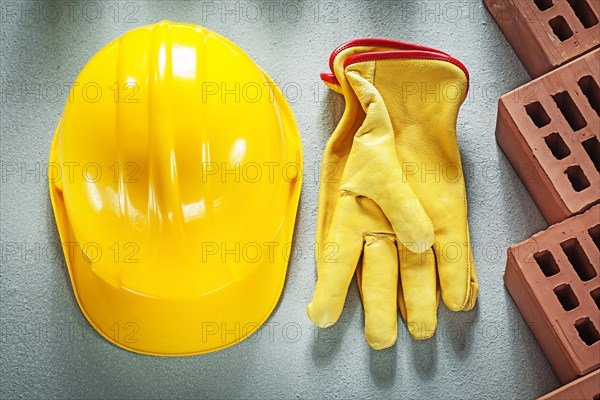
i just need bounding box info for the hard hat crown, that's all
[50,21,302,355]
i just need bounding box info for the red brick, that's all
[538,369,600,399]
[505,204,600,384]
[484,0,600,78]
[496,49,600,225]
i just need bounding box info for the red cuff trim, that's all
[320,72,338,85]
[343,50,470,84]
[328,38,450,75]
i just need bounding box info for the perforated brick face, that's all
[496,49,600,225]
[484,0,600,77]
[538,370,600,400]
[505,205,600,384]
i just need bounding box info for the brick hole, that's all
[589,224,600,250]
[578,75,600,117]
[554,283,580,311]
[525,101,551,128]
[552,91,587,131]
[544,132,571,159]
[582,136,600,172]
[549,15,574,41]
[534,0,553,11]
[561,237,597,281]
[575,317,600,346]
[593,394,600,400]
[534,250,560,276]
[591,287,600,310]
[565,165,591,192]
[566,0,599,28]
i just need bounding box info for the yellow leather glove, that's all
[307,40,479,349]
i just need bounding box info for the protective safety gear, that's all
[49,21,302,356]
[307,39,478,349]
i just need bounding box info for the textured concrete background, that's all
[1,0,559,398]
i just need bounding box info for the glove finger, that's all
[463,243,479,311]
[308,194,363,328]
[399,246,439,340]
[359,234,398,350]
[397,278,407,322]
[435,223,478,312]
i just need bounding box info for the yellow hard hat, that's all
[49,21,302,356]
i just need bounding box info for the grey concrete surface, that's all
[1,0,559,399]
